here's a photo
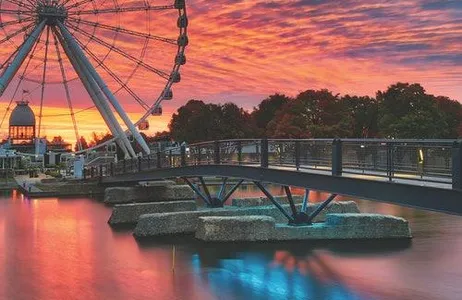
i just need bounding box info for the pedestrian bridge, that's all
[92,139,462,219]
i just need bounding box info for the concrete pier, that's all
[108,200,197,225]
[104,183,195,204]
[195,213,412,242]
[133,201,359,237]
[231,195,304,207]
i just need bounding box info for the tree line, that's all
[168,82,462,143]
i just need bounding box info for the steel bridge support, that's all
[182,176,244,208]
[254,181,337,226]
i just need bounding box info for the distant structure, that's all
[8,100,36,152]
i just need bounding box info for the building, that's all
[8,100,36,153]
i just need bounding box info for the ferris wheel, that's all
[0,0,188,158]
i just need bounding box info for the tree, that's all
[435,96,462,138]
[377,83,449,138]
[268,89,350,138]
[252,93,291,136]
[75,136,89,151]
[169,100,256,143]
[341,95,379,138]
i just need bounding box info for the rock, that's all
[108,200,197,225]
[196,216,275,241]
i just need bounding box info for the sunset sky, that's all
[0,0,461,144]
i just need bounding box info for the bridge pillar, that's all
[331,139,342,176]
[453,141,462,190]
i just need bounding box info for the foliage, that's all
[168,100,256,143]
[252,93,291,136]
[165,83,461,143]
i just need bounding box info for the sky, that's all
[0,0,461,144]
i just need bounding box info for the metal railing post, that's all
[387,142,393,181]
[214,141,220,164]
[261,138,269,168]
[156,151,161,168]
[180,145,186,167]
[138,156,142,172]
[110,162,114,176]
[99,164,103,178]
[168,150,173,167]
[295,140,300,170]
[331,139,342,176]
[123,159,126,173]
[197,146,202,165]
[452,141,462,190]
[237,140,242,165]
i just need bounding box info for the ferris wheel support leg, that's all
[53,28,136,159]
[0,21,46,96]
[57,22,151,156]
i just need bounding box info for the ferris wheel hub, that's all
[36,3,67,26]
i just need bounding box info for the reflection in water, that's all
[0,189,461,300]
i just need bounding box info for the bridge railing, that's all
[89,138,462,190]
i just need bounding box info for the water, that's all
[1,188,462,300]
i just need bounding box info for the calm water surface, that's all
[0,187,461,300]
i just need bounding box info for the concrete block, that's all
[196,216,275,241]
[194,213,412,242]
[231,195,304,207]
[133,201,359,237]
[273,213,412,240]
[108,200,197,225]
[104,184,195,204]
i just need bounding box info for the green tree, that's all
[168,100,256,143]
[341,95,379,138]
[377,83,448,138]
[251,93,291,136]
[268,89,350,138]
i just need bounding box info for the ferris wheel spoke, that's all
[51,29,82,150]
[0,26,43,129]
[0,15,34,28]
[0,8,34,14]
[73,35,149,110]
[67,17,177,45]
[66,22,170,79]
[3,0,34,10]
[68,4,174,16]
[0,21,34,44]
[37,25,50,139]
[65,0,94,11]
